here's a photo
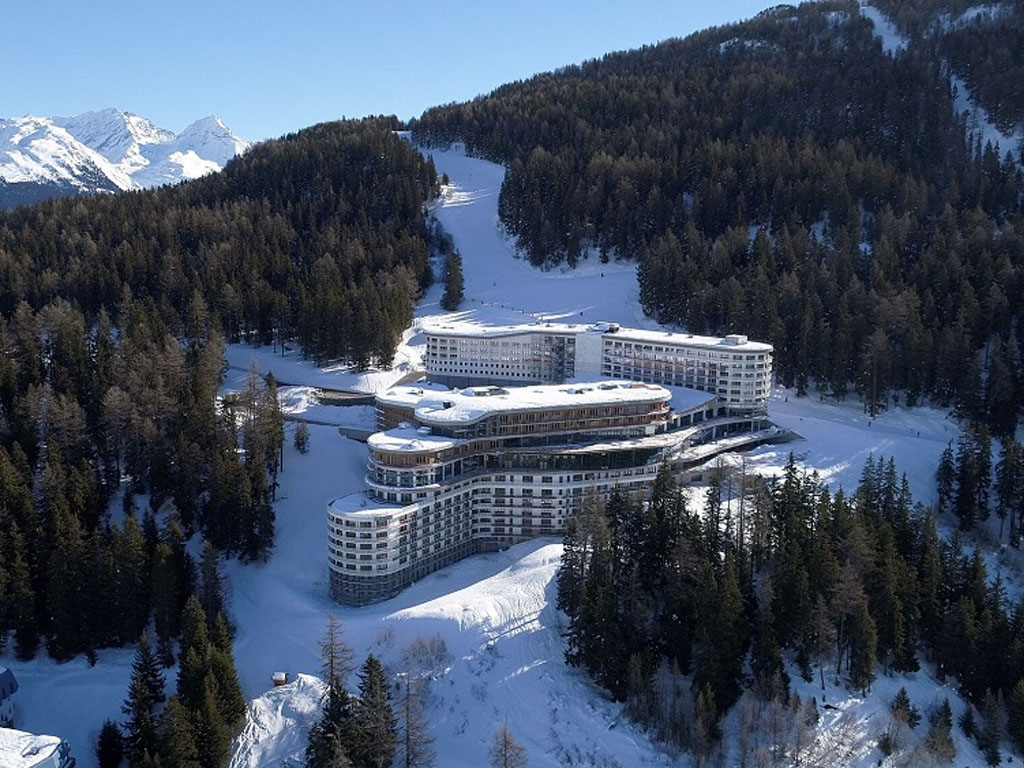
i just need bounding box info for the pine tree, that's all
[151,541,181,667]
[398,676,435,768]
[95,719,124,768]
[846,596,877,694]
[751,593,789,701]
[351,655,396,768]
[307,615,357,768]
[925,699,956,764]
[937,443,955,515]
[890,687,921,729]
[5,521,38,659]
[177,597,210,711]
[208,615,247,728]
[295,420,311,454]
[122,633,165,767]
[995,438,1021,541]
[154,697,202,768]
[1008,678,1024,756]
[978,689,1002,766]
[192,673,232,768]
[199,540,228,636]
[440,252,464,311]
[488,723,527,768]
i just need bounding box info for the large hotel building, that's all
[421,320,772,416]
[327,322,775,605]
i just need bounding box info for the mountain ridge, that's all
[0,107,249,208]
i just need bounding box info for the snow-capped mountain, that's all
[0,107,249,208]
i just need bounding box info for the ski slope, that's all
[416,141,660,331]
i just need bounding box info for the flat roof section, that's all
[422,319,773,353]
[392,381,671,427]
[421,319,589,339]
[328,492,412,519]
[603,326,773,353]
[368,426,465,454]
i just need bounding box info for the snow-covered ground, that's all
[3,142,999,768]
[223,336,420,395]
[277,387,375,430]
[859,3,909,55]
[950,71,1023,160]
[746,386,956,503]
[415,141,662,332]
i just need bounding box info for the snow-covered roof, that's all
[602,326,773,353]
[376,382,453,409]
[422,319,588,338]
[421,319,772,352]
[368,426,465,454]
[328,492,412,519]
[379,381,670,429]
[0,728,62,768]
[667,387,718,413]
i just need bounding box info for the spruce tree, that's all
[925,699,956,764]
[95,719,124,768]
[937,444,956,516]
[1008,678,1024,756]
[177,597,210,711]
[154,698,202,768]
[440,252,464,311]
[5,521,38,659]
[846,597,877,694]
[209,616,247,728]
[890,687,921,729]
[295,420,311,454]
[151,541,181,667]
[192,673,232,768]
[351,655,396,768]
[122,633,165,767]
[978,690,1002,766]
[199,540,228,635]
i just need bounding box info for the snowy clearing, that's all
[859,3,909,55]
[950,71,1023,160]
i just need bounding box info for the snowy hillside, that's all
[859,2,1023,159]
[0,107,249,208]
[2,143,999,768]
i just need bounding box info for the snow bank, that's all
[228,674,326,768]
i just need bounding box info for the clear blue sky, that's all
[1,1,772,142]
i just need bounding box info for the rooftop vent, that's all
[723,334,748,345]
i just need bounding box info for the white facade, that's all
[328,380,773,605]
[422,321,773,416]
